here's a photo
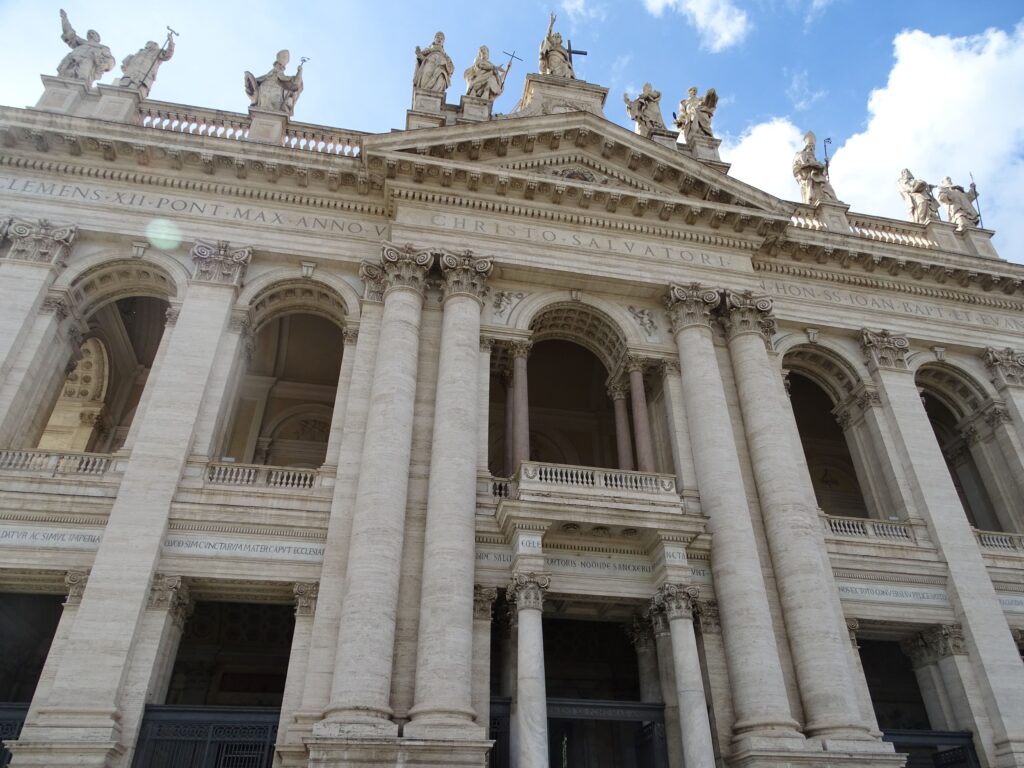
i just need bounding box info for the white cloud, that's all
[785,69,826,110]
[642,0,752,52]
[561,0,608,22]
[720,117,805,200]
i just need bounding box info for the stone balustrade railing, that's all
[0,449,112,476]
[974,529,1024,553]
[516,461,678,502]
[283,122,363,156]
[823,514,915,543]
[206,461,321,490]
[137,102,250,140]
[848,215,937,249]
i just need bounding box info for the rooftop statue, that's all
[56,9,115,86]
[117,30,176,96]
[674,86,718,144]
[244,50,304,116]
[623,83,666,137]
[413,32,454,95]
[539,12,575,79]
[897,169,940,225]
[792,130,838,205]
[464,45,507,102]
[935,176,981,230]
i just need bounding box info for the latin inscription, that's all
[0,524,102,549]
[837,581,950,605]
[162,535,325,561]
[0,175,388,238]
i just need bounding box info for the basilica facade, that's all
[1,13,1023,768]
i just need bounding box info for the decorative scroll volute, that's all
[665,283,720,333]
[651,582,699,621]
[984,347,1024,388]
[190,240,253,285]
[861,328,910,370]
[439,249,493,302]
[5,218,77,265]
[506,572,550,611]
[473,585,498,621]
[379,241,434,297]
[723,290,776,342]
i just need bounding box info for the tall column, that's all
[864,329,1024,766]
[319,243,433,735]
[503,368,515,476]
[630,617,662,705]
[693,600,734,760]
[652,584,715,768]
[658,361,699,495]
[472,586,498,730]
[276,582,318,763]
[626,356,656,472]
[652,611,685,768]
[407,251,493,738]
[321,329,359,471]
[507,573,550,768]
[983,347,1024,448]
[609,384,635,471]
[189,309,249,460]
[120,309,175,453]
[845,620,881,736]
[510,341,532,473]
[722,291,867,739]
[478,340,494,476]
[12,240,250,768]
[664,283,801,747]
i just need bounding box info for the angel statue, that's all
[413,32,454,95]
[464,45,507,102]
[675,86,718,143]
[792,131,838,205]
[244,50,304,116]
[935,177,981,230]
[117,31,176,96]
[623,83,666,137]
[539,12,575,79]
[897,169,940,224]
[56,9,115,85]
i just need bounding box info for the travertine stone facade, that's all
[0,27,1023,768]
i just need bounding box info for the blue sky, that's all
[2,1,1024,262]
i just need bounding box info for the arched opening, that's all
[219,312,343,468]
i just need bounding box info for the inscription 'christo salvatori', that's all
[429,213,729,267]
[0,175,388,237]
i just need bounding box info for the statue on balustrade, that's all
[624,83,667,137]
[56,9,115,85]
[464,45,507,102]
[792,130,838,205]
[935,176,980,230]
[117,30,176,96]
[245,50,304,116]
[539,12,575,79]
[413,32,454,95]
[897,168,940,224]
[674,85,718,143]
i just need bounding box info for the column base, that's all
[312,717,400,739]
[11,707,125,766]
[993,738,1024,768]
[403,716,487,740]
[307,736,493,767]
[730,735,903,768]
[6,741,124,768]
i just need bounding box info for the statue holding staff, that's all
[56,8,115,85]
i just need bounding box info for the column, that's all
[12,240,250,768]
[609,384,635,471]
[472,586,498,730]
[189,309,249,460]
[507,573,550,768]
[121,308,175,453]
[630,617,662,705]
[651,610,685,768]
[693,600,734,760]
[983,347,1024,447]
[722,291,867,739]
[664,283,800,745]
[865,329,1024,765]
[407,251,493,738]
[845,620,881,736]
[652,584,715,768]
[626,356,656,472]
[658,361,699,495]
[276,582,318,763]
[503,367,515,476]
[510,341,531,473]
[319,243,433,734]
[478,340,494,476]
[322,329,359,471]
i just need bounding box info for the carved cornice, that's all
[651,582,699,621]
[439,249,493,303]
[293,582,319,617]
[473,585,498,621]
[379,241,434,297]
[506,572,550,611]
[190,240,253,285]
[148,574,193,627]
[4,218,77,265]
[861,328,910,371]
[665,282,721,333]
[984,347,1024,388]
[64,569,88,606]
[722,290,776,343]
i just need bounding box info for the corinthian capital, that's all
[190,240,253,285]
[723,290,776,343]
[665,282,720,333]
[5,218,77,266]
[651,582,699,621]
[439,249,493,302]
[983,347,1024,388]
[64,569,89,606]
[506,572,550,611]
[293,581,319,617]
[474,585,498,621]
[379,241,434,297]
[861,328,910,371]
[148,574,193,627]
[628,615,655,650]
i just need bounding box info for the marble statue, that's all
[897,169,940,224]
[117,33,175,96]
[413,32,454,95]
[623,83,666,137]
[675,86,718,143]
[935,177,980,230]
[56,9,115,85]
[464,46,506,102]
[792,131,838,205]
[244,50,304,116]
[539,13,575,79]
